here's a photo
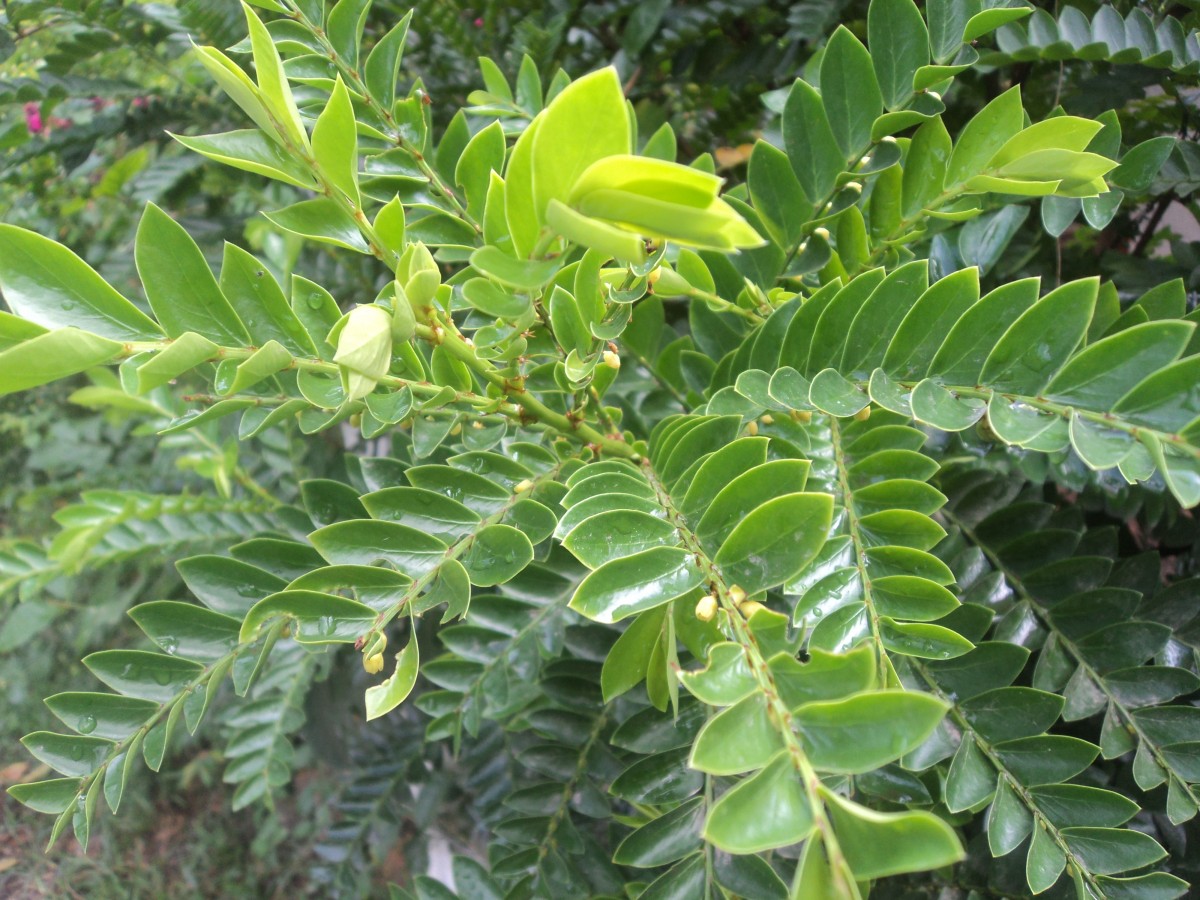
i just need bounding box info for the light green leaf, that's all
[365,632,419,721]
[704,752,814,853]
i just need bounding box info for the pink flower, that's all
[23,102,44,135]
[474,16,483,26]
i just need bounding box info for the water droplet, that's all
[307,293,324,309]
[237,583,260,598]
[77,715,97,735]
[160,636,179,655]
[153,667,175,686]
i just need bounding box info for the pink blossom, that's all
[474,17,483,26]
[23,102,44,135]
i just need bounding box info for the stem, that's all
[641,461,854,890]
[282,0,479,232]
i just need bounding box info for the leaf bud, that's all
[695,594,717,622]
[652,267,692,295]
[391,282,417,341]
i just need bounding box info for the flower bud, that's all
[760,414,774,426]
[739,599,766,618]
[728,585,747,605]
[791,409,813,424]
[695,594,717,622]
[332,305,393,401]
[364,652,385,674]
[854,405,872,422]
[514,479,533,493]
[746,420,758,436]
[603,350,621,370]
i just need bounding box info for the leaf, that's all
[311,76,359,205]
[239,590,377,644]
[172,130,318,190]
[822,789,965,879]
[531,67,630,221]
[241,1,308,150]
[794,690,948,773]
[821,27,883,158]
[612,797,704,867]
[713,493,832,595]
[135,204,249,345]
[783,78,842,203]
[365,632,419,720]
[980,278,1097,393]
[0,329,122,398]
[602,607,667,702]
[363,10,412,110]
[689,694,783,775]
[0,225,162,340]
[946,86,1024,188]
[263,198,370,253]
[703,752,814,852]
[869,0,929,109]
[570,547,704,624]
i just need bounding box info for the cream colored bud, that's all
[603,350,621,370]
[472,420,484,429]
[815,227,831,240]
[746,420,759,436]
[845,181,863,192]
[514,479,533,493]
[332,305,393,401]
[695,595,718,622]
[881,135,898,144]
[728,585,747,605]
[860,155,872,167]
[760,414,774,425]
[791,409,813,424]
[739,600,766,618]
[364,652,385,674]
[854,405,872,422]
[927,90,942,102]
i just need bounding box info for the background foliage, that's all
[3,0,1200,898]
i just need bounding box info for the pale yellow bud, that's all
[746,420,759,436]
[791,409,813,424]
[514,479,533,493]
[760,414,774,425]
[364,652,385,674]
[845,181,863,193]
[814,227,831,240]
[695,595,717,622]
[854,405,872,422]
[603,350,621,370]
[739,600,766,618]
[728,585,747,605]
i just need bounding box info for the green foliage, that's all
[4,0,1200,897]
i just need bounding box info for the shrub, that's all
[3,0,1200,896]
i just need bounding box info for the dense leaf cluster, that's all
[4,0,1200,897]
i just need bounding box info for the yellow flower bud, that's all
[364,652,385,674]
[760,414,774,426]
[854,405,872,422]
[791,409,813,424]
[603,350,621,370]
[514,479,533,493]
[332,305,393,401]
[695,594,717,622]
[739,600,766,618]
[746,420,759,436]
[728,585,747,605]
